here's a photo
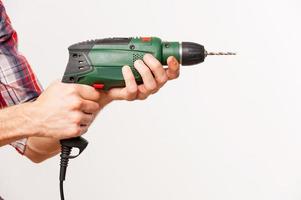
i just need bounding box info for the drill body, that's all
[62,37,205,90]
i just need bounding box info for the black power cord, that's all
[59,145,72,200]
[59,137,88,200]
[60,180,65,200]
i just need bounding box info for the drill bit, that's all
[205,51,236,56]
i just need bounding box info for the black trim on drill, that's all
[62,51,92,83]
[68,38,131,50]
[94,37,132,44]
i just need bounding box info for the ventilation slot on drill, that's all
[132,53,144,64]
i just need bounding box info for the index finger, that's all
[75,84,101,101]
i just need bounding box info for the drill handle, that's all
[60,137,88,159]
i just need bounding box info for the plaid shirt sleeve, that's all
[0,1,43,154]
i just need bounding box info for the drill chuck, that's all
[181,42,206,65]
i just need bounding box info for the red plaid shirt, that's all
[0,1,43,154]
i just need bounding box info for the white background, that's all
[1,0,301,199]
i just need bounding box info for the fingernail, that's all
[122,65,130,72]
[134,60,143,67]
[172,58,178,65]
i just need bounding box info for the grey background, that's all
[1,0,301,199]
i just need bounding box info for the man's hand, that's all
[98,54,180,104]
[29,81,101,140]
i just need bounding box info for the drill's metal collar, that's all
[179,43,182,64]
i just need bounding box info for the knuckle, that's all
[87,114,94,123]
[138,95,148,100]
[69,125,81,137]
[125,96,132,101]
[125,92,136,101]
[69,84,78,94]
[72,112,82,124]
[169,72,180,80]
[125,95,135,101]
[173,72,180,79]
[127,85,138,95]
[71,98,82,109]
[146,82,157,91]
[87,102,99,113]
[93,102,100,111]
[157,75,168,85]
[92,90,101,99]
[151,88,159,94]
[81,128,88,135]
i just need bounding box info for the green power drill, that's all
[58,37,235,200]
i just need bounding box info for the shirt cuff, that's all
[10,138,27,155]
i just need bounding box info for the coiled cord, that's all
[59,145,72,200]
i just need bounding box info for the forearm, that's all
[0,102,38,146]
[0,102,60,163]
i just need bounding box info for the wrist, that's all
[20,102,44,137]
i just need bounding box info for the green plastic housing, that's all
[62,37,180,90]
